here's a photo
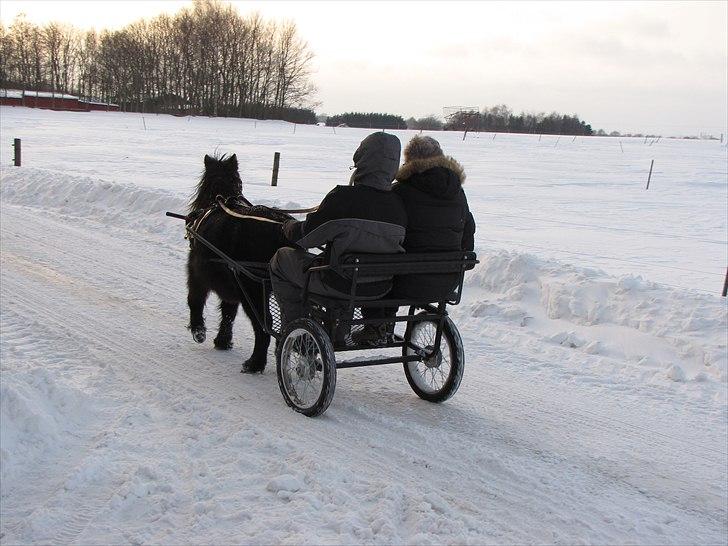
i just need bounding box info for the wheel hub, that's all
[423,345,442,368]
[295,356,316,380]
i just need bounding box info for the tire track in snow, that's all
[0,274,704,532]
[2,253,514,543]
[0,307,138,544]
[1,222,597,542]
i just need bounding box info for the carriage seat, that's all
[306,250,478,307]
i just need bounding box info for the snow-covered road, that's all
[1,195,725,543]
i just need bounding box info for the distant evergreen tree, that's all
[326,112,407,130]
[444,104,594,136]
[406,115,444,131]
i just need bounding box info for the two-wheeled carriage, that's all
[170,213,477,416]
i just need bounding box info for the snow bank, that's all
[0,167,305,249]
[0,167,189,246]
[463,251,727,388]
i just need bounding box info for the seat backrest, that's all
[333,251,478,277]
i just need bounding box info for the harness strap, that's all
[275,205,319,214]
[216,196,284,224]
[185,206,215,243]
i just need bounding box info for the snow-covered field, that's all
[1,107,726,544]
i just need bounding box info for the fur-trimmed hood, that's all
[395,155,466,184]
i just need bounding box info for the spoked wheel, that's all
[276,318,336,417]
[403,311,464,403]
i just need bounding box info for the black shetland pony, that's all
[187,153,291,373]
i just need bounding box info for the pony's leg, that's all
[240,296,270,373]
[187,277,209,343]
[242,325,271,374]
[214,301,238,350]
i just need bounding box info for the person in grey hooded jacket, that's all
[270,132,407,324]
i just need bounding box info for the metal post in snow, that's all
[271,152,280,186]
[722,268,728,297]
[646,159,654,190]
[13,138,21,167]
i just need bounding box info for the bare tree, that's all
[0,0,317,120]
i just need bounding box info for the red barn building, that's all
[0,89,23,106]
[79,99,120,112]
[0,89,119,112]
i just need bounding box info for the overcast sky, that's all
[1,0,726,135]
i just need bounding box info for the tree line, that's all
[405,115,443,131]
[325,112,407,129]
[444,105,594,135]
[0,0,317,121]
[323,106,595,135]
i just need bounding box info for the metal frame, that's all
[301,255,474,367]
[173,216,478,370]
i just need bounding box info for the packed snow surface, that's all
[1,107,726,544]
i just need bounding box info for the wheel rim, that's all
[406,321,452,394]
[281,328,325,410]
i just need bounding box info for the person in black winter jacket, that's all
[391,135,475,298]
[270,132,407,324]
[354,135,475,345]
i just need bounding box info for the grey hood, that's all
[350,132,401,191]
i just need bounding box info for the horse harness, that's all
[185,195,317,249]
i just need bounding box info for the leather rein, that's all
[185,194,318,247]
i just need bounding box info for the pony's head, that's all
[190,153,242,212]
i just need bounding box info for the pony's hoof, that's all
[191,327,206,343]
[241,359,266,374]
[214,337,233,350]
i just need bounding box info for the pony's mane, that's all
[189,153,242,212]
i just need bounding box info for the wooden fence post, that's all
[645,159,654,190]
[271,152,280,186]
[13,138,21,167]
